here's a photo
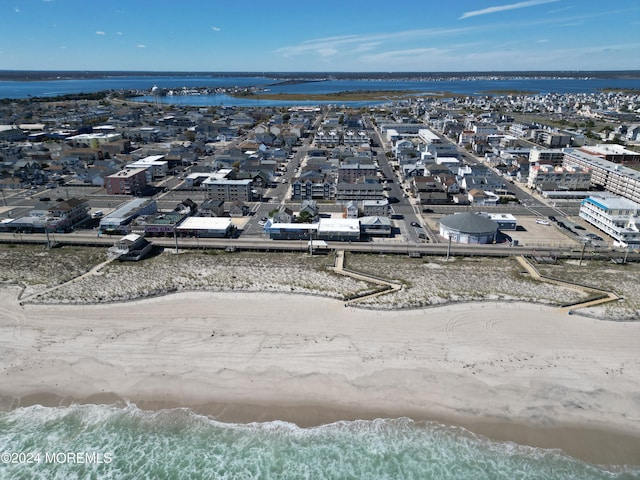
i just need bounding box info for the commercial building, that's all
[579,194,640,249]
[99,199,157,234]
[439,212,498,244]
[45,198,90,232]
[264,218,361,241]
[176,217,233,238]
[359,216,392,237]
[317,218,360,241]
[484,213,517,230]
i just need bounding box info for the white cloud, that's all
[14,7,20,13]
[137,44,146,48]
[211,26,221,31]
[276,27,474,59]
[117,31,123,36]
[360,47,450,64]
[459,0,559,20]
[96,31,106,35]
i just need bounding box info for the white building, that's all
[579,194,640,249]
[66,132,122,148]
[529,148,564,166]
[527,164,591,191]
[127,155,168,180]
[175,217,232,238]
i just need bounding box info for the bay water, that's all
[1,74,638,107]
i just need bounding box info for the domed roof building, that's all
[439,212,498,244]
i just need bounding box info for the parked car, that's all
[574,225,586,230]
[536,219,550,225]
[39,197,51,202]
[410,221,420,227]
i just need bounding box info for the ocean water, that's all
[0,404,638,480]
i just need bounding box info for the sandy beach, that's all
[1,285,639,465]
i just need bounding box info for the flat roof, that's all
[107,167,147,179]
[103,198,155,222]
[318,218,360,233]
[177,217,232,231]
[585,194,640,211]
[121,233,142,243]
[487,213,517,221]
[268,222,318,230]
[202,178,252,185]
[564,148,640,180]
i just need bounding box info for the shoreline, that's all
[5,392,640,467]
[1,287,639,466]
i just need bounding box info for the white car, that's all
[536,219,550,226]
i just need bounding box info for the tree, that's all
[297,211,313,223]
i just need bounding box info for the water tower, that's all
[151,85,160,108]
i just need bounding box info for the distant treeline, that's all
[1,70,639,81]
[0,91,110,104]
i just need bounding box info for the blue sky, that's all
[1,0,639,72]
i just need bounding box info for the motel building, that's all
[579,194,640,249]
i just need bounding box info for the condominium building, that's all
[563,148,640,204]
[527,164,591,191]
[579,194,640,249]
[529,148,564,166]
[202,178,254,202]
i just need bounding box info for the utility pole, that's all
[579,239,589,266]
[173,226,179,254]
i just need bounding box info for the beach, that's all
[1,285,639,466]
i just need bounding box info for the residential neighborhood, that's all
[1,86,640,253]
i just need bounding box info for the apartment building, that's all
[338,161,377,183]
[105,167,148,195]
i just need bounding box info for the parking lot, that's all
[421,212,609,249]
